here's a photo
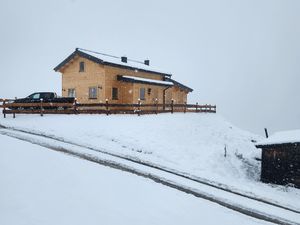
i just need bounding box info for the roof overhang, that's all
[117,75,173,87]
[165,77,193,92]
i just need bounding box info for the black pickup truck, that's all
[11,92,74,109]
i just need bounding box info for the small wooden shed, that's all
[256,130,300,188]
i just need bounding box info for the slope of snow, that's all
[0,113,299,209]
[257,129,300,146]
[0,134,271,225]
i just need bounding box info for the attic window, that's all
[79,61,85,72]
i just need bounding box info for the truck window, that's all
[31,93,40,100]
[40,93,52,99]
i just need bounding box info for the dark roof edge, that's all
[256,142,300,149]
[54,49,172,77]
[117,75,173,87]
[165,78,193,92]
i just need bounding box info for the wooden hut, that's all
[256,130,300,188]
[54,48,193,105]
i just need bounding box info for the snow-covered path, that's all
[0,134,272,225]
[0,127,299,225]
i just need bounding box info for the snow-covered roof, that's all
[119,75,174,86]
[256,129,300,146]
[54,48,172,77]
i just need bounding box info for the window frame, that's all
[88,87,98,99]
[68,88,76,98]
[79,61,85,72]
[112,87,118,100]
[139,87,146,100]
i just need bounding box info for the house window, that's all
[89,87,97,99]
[68,89,76,98]
[79,61,85,72]
[148,88,152,95]
[140,88,145,100]
[112,87,118,100]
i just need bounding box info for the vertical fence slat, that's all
[138,99,141,116]
[3,99,6,118]
[106,99,109,116]
[73,98,78,114]
[40,99,44,117]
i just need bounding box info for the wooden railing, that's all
[0,99,216,118]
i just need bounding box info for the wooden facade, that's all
[256,143,300,188]
[54,49,192,105]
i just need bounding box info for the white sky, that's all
[0,0,299,135]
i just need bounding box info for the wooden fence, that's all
[0,99,216,118]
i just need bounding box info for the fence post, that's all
[106,99,109,116]
[171,99,174,114]
[155,98,158,115]
[138,99,141,116]
[73,98,78,114]
[3,99,6,118]
[14,97,17,118]
[196,102,198,113]
[184,101,187,113]
[40,99,44,117]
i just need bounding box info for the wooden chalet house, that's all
[256,130,300,188]
[54,48,193,106]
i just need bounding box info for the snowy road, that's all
[0,127,299,225]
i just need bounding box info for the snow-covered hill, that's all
[2,134,276,225]
[0,114,299,210]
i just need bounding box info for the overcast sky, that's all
[0,0,299,135]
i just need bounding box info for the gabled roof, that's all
[256,129,300,148]
[117,75,174,87]
[54,48,172,77]
[165,77,193,92]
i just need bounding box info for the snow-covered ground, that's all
[0,113,299,211]
[0,134,272,225]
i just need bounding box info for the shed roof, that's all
[256,129,300,147]
[54,48,172,77]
